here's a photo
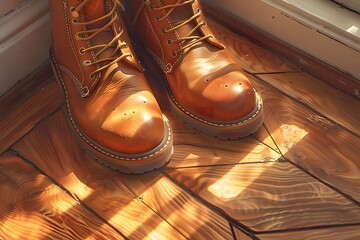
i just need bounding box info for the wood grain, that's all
[0,152,123,239]
[257,225,360,240]
[12,110,186,240]
[256,72,360,136]
[0,152,53,208]
[166,162,360,232]
[120,171,234,240]
[207,19,296,74]
[0,77,63,154]
[250,76,360,203]
[0,186,124,239]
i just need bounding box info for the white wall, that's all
[0,0,51,96]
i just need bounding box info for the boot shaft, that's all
[49,0,141,97]
[124,0,224,73]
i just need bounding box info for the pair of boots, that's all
[49,0,264,174]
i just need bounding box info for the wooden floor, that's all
[1,19,360,240]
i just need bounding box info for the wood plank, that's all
[250,76,360,203]
[0,186,124,239]
[12,110,186,240]
[120,171,234,240]
[0,77,63,154]
[203,2,360,99]
[207,19,296,74]
[257,225,360,240]
[0,152,53,208]
[165,162,360,233]
[0,152,124,239]
[256,72,360,136]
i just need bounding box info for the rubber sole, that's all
[50,47,174,174]
[135,45,264,140]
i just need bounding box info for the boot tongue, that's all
[162,0,199,44]
[163,0,207,53]
[83,0,106,22]
[82,0,116,63]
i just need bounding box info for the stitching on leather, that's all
[81,0,100,91]
[168,89,263,127]
[63,1,86,89]
[59,64,89,97]
[146,47,170,73]
[156,0,183,69]
[51,50,171,161]
[144,4,164,60]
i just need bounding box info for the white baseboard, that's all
[0,0,51,96]
[204,0,360,81]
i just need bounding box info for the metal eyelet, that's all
[70,6,79,18]
[167,39,173,46]
[197,8,201,13]
[83,60,91,66]
[79,47,85,55]
[201,20,206,26]
[89,73,95,80]
[161,28,168,35]
[70,6,76,14]
[172,50,177,57]
[156,16,161,22]
[150,5,155,11]
[144,0,150,5]
[72,18,78,23]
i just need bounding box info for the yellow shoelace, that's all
[70,0,130,79]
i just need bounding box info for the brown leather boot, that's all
[124,0,264,139]
[49,0,173,174]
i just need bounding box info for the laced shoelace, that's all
[71,0,130,78]
[146,0,212,56]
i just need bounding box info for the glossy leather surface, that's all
[49,0,166,154]
[126,0,260,124]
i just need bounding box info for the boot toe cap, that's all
[181,71,258,123]
[98,108,165,155]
